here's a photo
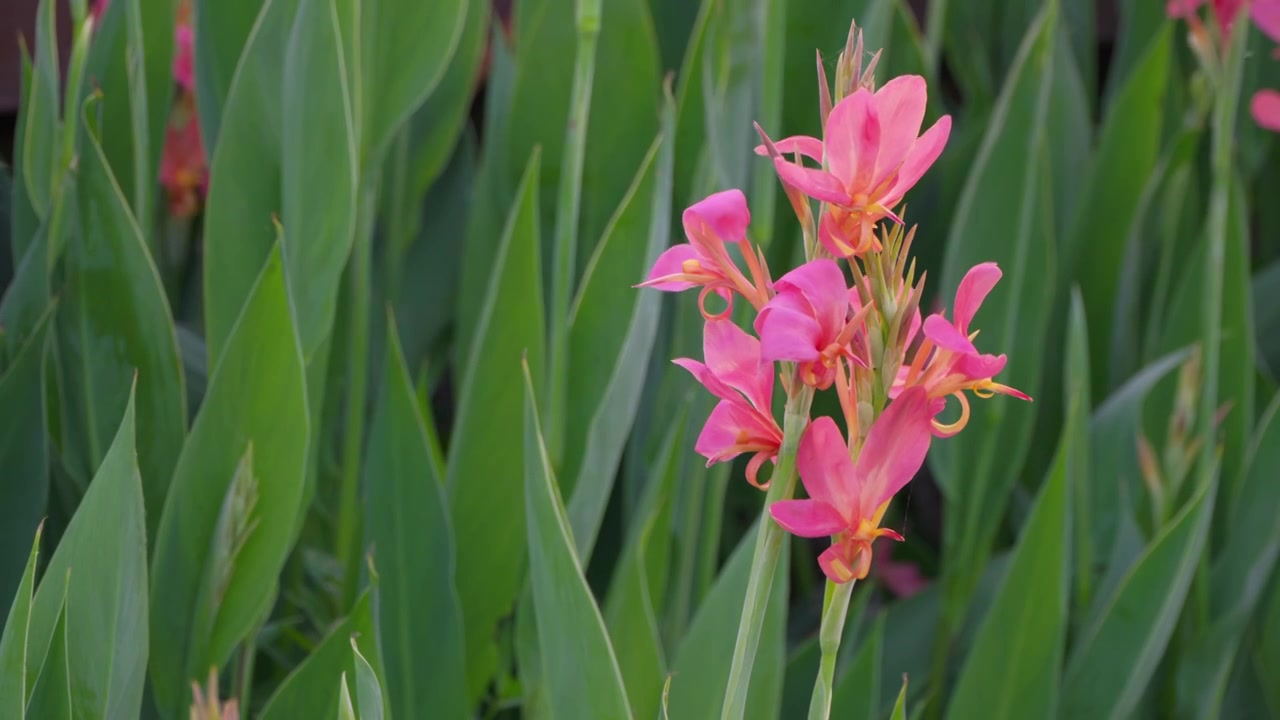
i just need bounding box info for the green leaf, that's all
[338,675,357,720]
[260,590,379,720]
[20,0,59,221]
[364,316,467,719]
[946,401,1075,720]
[603,405,688,720]
[25,576,70,719]
[201,0,296,364]
[26,388,148,719]
[280,0,358,358]
[9,47,40,265]
[564,97,674,557]
[831,616,884,720]
[0,523,42,713]
[194,0,267,151]
[933,0,1059,621]
[522,361,634,719]
[447,150,545,698]
[890,676,909,720]
[56,104,186,537]
[1061,476,1217,719]
[667,524,788,720]
[0,308,52,607]
[358,0,468,162]
[150,245,309,715]
[1074,25,1172,396]
[350,640,385,720]
[1253,260,1280,381]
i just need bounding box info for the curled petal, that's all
[931,392,971,438]
[952,262,1002,331]
[770,499,848,537]
[753,135,824,161]
[697,286,735,320]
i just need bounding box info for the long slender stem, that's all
[545,0,601,464]
[336,181,378,610]
[721,384,814,720]
[807,579,856,720]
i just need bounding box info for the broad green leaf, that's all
[82,0,175,226]
[603,405,688,720]
[1254,260,1280,381]
[26,389,148,719]
[1074,25,1172,396]
[0,523,42,713]
[890,676,909,720]
[667,524,788,720]
[403,0,488,195]
[946,399,1074,720]
[20,0,59,221]
[10,48,40,265]
[831,616,885,720]
[1061,476,1217,719]
[447,151,545,697]
[933,1,1059,621]
[350,640,385,720]
[0,309,52,607]
[1064,289,1094,614]
[260,591,379,720]
[201,0,296,363]
[523,362,634,720]
[25,576,70,718]
[564,96,674,557]
[1087,350,1185,558]
[1155,179,1254,512]
[339,676,357,720]
[193,0,267,151]
[1104,3,1169,109]
[0,224,51,364]
[364,317,467,719]
[56,104,185,536]
[150,246,309,715]
[280,0,358,358]
[359,0,468,162]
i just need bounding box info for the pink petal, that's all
[694,400,777,462]
[954,352,1007,382]
[1251,89,1280,132]
[952,262,1002,331]
[702,319,773,412]
[1166,0,1205,17]
[797,417,859,514]
[871,75,928,188]
[640,244,702,290]
[673,357,738,404]
[1252,0,1280,43]
[817,209,860,258]
[753,135,824,161]
[772,160,849,204]
[882,115,951,208]
[174,26,195,91]
[923,314,976,355]
[775,259,850,341]
[683,189,751,249]
[756,305,823,363]
[853,386,935,516]
[770,499,848,537]
[824,89,870,188]
[817,541,861,584]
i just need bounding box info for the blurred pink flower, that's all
[896,263,1030,437]
[1252,89,1280,130]
[639,189,772,316]
[675,319,782,488]
[754,259,872,390]
[873,544,929,599]
[770,387,934,584]
[754,76,950,257]
[174,24,195,91]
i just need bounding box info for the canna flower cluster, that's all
[1167,0,1280,130]
[640,27,1030,584]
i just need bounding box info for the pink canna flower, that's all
[754,259,874,390]
[639,190,773,317]
[174,24,195,92]
[755,76,951,257]
[896,262,1030,436]
[1252,89,1280,131]
[769,386,935,584]
[675,319,782,488]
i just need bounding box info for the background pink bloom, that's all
[1252,89,1280,131]
[675,319,781,487]
[770,387,934,583]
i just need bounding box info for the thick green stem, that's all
[807,579,855,720]
[336,182,379,609]
[546,0,601,464]
[720,383,814,720]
